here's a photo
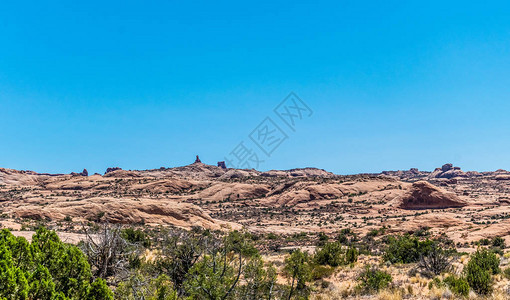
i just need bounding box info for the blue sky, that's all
[1,1,510,174]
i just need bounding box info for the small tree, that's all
[234,255,277,300]
[156,228,208,295]
[283,249,312,300]
[465,248,500,295]
[0,227,112,299]
[314,242,344,267]
[81,224,135,282]
[183,231,258,300]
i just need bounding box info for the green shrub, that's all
[314,242,344,267]
[356,265,392,294]
[468,248,500,275]
[314,242,358,267]
[466,263,492,295]
[0,227,113,299]
[479,238,490,246]
[337,234,348,244]
[382,235,434,264]
[413,227,430,237]
[492,236,506,249]
[465,248,499,295]
[345,246,359,264]
[443,275,469,297]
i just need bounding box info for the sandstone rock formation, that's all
[70,169,88,176]
[105,167,122,174]
[429,164,467,179]
[395,181,466,209]
[261,168,334,178]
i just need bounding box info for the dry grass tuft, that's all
[378,289,403,300]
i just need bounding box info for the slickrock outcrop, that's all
[13,199,235,230]
[429,164,467,179]
[105,167,122,174]
[70,169,88,176]
[395,181,466,209]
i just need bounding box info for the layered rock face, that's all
[396,181,466,209]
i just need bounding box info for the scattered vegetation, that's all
[1,220,509,299]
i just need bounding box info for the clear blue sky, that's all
[1,1,510,175]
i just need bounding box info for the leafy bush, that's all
[314,242,344,267]
[356,265,392,294]
[492,236,506,249]
[413,227,431,237]
[468,248,500,275]
[383,235,434,264]
[466,263,492,295]
[465,248,500,295]
[116,273,178,300]
[314,242,358,267]
[443,275,469,297]
[0,227,112,299]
